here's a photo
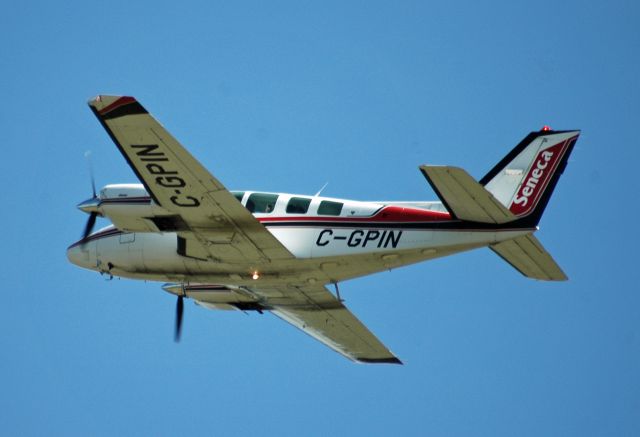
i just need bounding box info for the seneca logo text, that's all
[513,150,554,208]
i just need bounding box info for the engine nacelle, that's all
[97,184,175,232]
[162,283,264,312]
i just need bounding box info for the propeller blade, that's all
[81,212,97,241]
[85,150,97,198]
[90,173,97,199]
[174,295,184,342]
[79,151,99,245]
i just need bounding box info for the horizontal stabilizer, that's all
[420,165,516,224]
[490,234,567,281]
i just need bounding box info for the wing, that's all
[88,95,293,263]
[251,284,401,364]
[170,282,400,363]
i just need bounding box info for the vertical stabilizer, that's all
[480,130,580,226]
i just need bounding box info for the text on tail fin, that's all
[509,136,575,216]
[482,130,580,221]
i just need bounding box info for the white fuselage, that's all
[67,185,532,286]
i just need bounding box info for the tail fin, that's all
[480,129,580,226]
[421,129,578,281]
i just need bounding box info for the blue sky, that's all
[1,1,639,435]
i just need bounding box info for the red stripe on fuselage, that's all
[258,205,451,224]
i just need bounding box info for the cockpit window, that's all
[231,191,245,203]
[286,197,311,214]
[318,200,343,216]
[246,193,279,213]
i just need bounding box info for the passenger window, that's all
[231,191,245,203]
[286,197,311,214]
[246,193,279,213]
[318,200,343,216]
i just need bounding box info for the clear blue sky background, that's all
[1,1,638,436]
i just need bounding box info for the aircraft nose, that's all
[66,242,94,270]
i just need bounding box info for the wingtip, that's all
[88,94,126,105]
[87,95,147,119]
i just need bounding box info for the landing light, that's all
[252,272,260,280]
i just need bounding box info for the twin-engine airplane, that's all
[67,95,580,364]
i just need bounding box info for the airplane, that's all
[67,95,580,364]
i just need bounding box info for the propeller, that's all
[81,212,98,241]
[174,295,184,342]
[86,150,97,199]
[79,151,100,242]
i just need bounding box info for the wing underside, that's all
[190,283,402,364]
[269,287,402,364]
[88,95,293,264]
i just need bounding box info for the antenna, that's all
[314,182,329,197]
